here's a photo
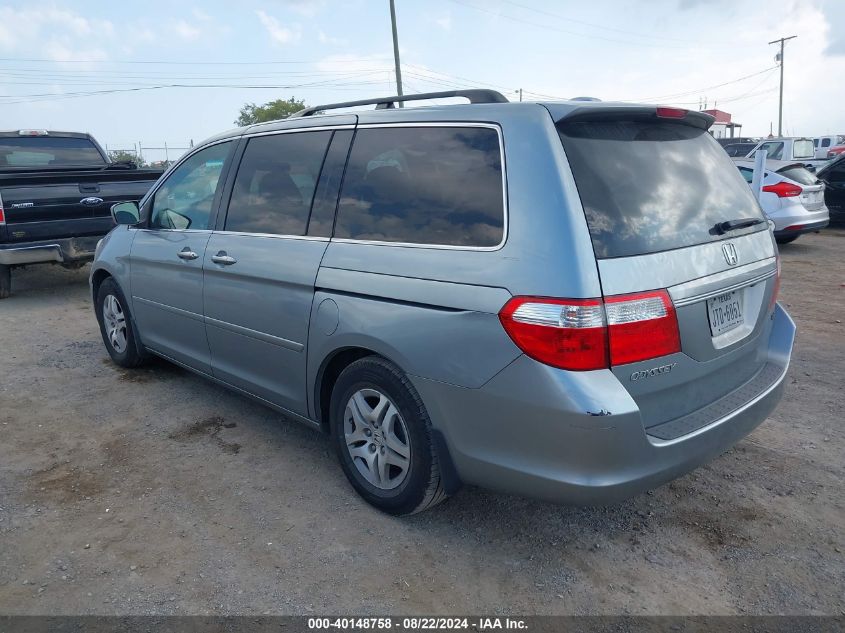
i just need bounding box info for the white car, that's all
[734,159,830,244]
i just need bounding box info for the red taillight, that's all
[0,192,5,224]
[498,297,607,370]
[656,106,687,119]
[605,290,681,365]
[762,181,802,197]
[498,290,681,371]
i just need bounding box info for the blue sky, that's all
[0,0,843,162]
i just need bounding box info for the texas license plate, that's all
[707,290,744,336]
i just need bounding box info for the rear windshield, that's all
[558,119,766,259]
[792,139,815,159]
[778,165,818,186]
[0,136,105,168]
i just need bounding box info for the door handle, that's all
[211,251,237,266]
[177,247,199,261]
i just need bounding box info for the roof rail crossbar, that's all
[290,89,509,117]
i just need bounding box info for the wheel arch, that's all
[90,267,113,302]
[313,346,383,434]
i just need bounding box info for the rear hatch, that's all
[553,105,779,437]
[776,163,825,211]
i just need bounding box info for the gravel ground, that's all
[0,230,843,616]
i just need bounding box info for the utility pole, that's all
[389,0,404,106]
[518,88,523,102]
[769,35,797,137]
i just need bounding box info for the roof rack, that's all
[290,89,509,118]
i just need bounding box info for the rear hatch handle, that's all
[715,217,765,234]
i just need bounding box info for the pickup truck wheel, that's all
[330,357,449,516]
[0,265,10,299]
[95,278,146,368]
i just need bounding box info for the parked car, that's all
[716,136,757,147]
[813,134,845,159]
[91,91,795,515]
[745,137,828,171]
[733,159,829,244]
[723,142,757,157]
[826,144,845,159]
[816,153,845,226]
[0,130,163,298]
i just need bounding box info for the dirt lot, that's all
[0,230,843,616]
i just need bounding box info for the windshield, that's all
[0,136,105,168]
[558,119,766,259]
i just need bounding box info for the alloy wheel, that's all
[102,294,127,353]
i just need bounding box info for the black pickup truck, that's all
[0,130,163,298]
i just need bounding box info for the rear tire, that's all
[95,277,146,368]
[776,235,799,244]
[330,356,449,515]
[0,265,10,299]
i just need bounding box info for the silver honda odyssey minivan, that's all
[92,90,795,515]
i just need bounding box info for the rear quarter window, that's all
[334,126,505,247]
[558,119,765,259]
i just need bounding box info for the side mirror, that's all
[767,218,776,232]
[111,201,141,225]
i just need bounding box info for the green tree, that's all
[108,150,145,167]
[235,96,307,126]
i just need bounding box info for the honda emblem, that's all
[722,242,738,266]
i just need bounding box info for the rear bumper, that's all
[413,303,795,505]
[774,218,829,238]
[0,236,100,266]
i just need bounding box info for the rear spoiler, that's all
[556,106,715,131]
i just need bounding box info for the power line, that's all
[497,0,687,43]
[629,66,778,102]
[447,0,720,50]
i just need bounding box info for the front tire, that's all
[0,265,10,299]
[330,357,449,515]
[95,277,146,368]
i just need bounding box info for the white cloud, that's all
[172,20,202,41]
[435,14,452,31]
[0,6,114,52]
[44,42,108,63]
[192,8,213,22]
[277,0,323,18]
[318,30,347,46]
[256,10,301,45]
[0,6,114,65]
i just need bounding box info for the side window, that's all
[822,138,831,148]
[759,142,784,160]
[150,142,232,230]
[308,130,353,237]
[738,167,753,184]
[827,164,845,183]
[224,131,332,236]
[335,126,505,247]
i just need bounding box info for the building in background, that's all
[702,109,742,139]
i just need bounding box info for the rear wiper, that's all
[715,217,765,234]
